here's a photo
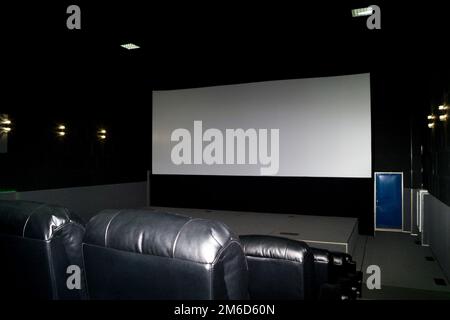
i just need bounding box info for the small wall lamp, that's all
[98,128,107,140]
[0,115,12,134]
[56,124,66,137]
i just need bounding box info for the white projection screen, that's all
[152,73,371,177]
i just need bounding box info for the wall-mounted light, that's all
[56,124,66,137]
[438,104,449,111]
[439,114,448,121]
[427,115,436,120]
[0,115,12,134]
[428,123,435,128]
[97,128,107,140]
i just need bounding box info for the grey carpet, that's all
[358,232,450,299]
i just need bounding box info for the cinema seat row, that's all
[0,200,362,300]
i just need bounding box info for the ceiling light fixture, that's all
[351,6,374,17]
[120,43,140,50]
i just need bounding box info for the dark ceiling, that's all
[2,1,449,115]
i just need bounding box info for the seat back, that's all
[240,235,314,300]
[82,209,249,300]
[310,248,332,298]
[330,251,357,279]
[0,200,86,299]
[330,251,361,299]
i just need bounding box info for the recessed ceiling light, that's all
[121,43,140,50]
[351,7,374,17]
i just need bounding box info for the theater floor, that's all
[352,232,450,299]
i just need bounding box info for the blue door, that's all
[375,173,403,230]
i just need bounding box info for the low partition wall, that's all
[423,194,450,281]
[0,181,147,222]
[403,187,412,232]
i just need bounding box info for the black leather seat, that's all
[330,252,357,277]
[310,248,337,299]
[0,200,86,299]
[239,235,314,300]
[82,209,249,300]
[311,248,361,300]
[330,251,362,299]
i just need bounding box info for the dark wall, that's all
[1,2,153,191]
[152,175,373,224]
[0,112,150,191]
[0,56,152,191]
[372,70,427,190]
[423,74,450,206]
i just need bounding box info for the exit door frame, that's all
[374,172,404,233]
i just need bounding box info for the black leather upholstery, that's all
[330,252,357,277]
[310,247,334,299]
[0,200,86,299]
[82,209,249,300]
[311,248,362,300]
[239,235,314,300]
[330,251,362,299]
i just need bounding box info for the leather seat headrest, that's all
[311,247,331,264]
[331,252,353,266]
[84,209,239,264]
[0,200,84,241]
[240,235,310,263]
